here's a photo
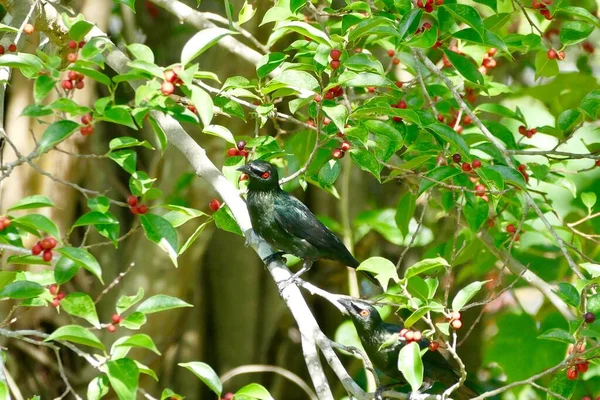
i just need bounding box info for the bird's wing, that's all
[273,194,358,267]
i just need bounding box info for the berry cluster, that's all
[447,311,462,330]
[399,327,423,343]
[107,313,122,333]
[0,216,11,231]
[391,99,408,122]
[49,284,66,307]
[161,66,183,96]
[128,195,148,215]
[416,0,444,12]
[451,154,482,173]
[582,41,594,54]
[80,114,94,136]
[0,42,17,55]
[518,125,537,139]
[566,342,590,381]
[314,85,344,103]
[329,49,342,70]
[505,223,523,242]
[227,140,248,158]
[332,134,351,159]
[209,199,221,212]
[66,39,85,64]
[479,48,498,75]
[414,22,433,35]
[386,49,400,66]
[547,48,566,60]
[61,69,86,91]
[32,237,58,262]
[532,0,554,20]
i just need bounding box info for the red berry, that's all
[437,114,445,122]
[67,70,78,81]
[239,149,249,158]
[387,49,395,57]
[80,126,94,136]
[518,125,527,135]
[237,140,247,151]
[429,341,439,351]
[32,244,42,256]
[127,196,139,207]
[393,116,403,123]
[463,115,472,125]
[307,120,315,127]
[532,0,542,9]
[330,60,341,70]
[43,249,53,262]
[107,324,117,333]
[454,125,463,134]
[417,0,424,7]
[340,141,351,152]
[404,330,414,341]
[422,22,432,30]
[518,164,527,172]
[392,57,400,65]
[367,87,375,93]
[435,0,444,4]
[332,148,344,159]
[81,114,92,125]
[57,293,65,301]
[323,117,331,126]
[566,367,578,380]
[75,80,84,90]
[540,8,552,20]
[461,163,472,172]
[577,361,589,373]
[66,52,77,63]
[223,393,234,400]
[475,184,486,196]
[506,224,516,233]
[49,284,58,295]
[557,51,566,60]
[397,100,407,109]
[330,49,342,60]
[61,80,73,90]
[78,41,86,48]
[161,81,174,96]
[547,49,557,59]
[164,70,177,83]
[488,219,495,228]
[187,104,197,114]
[596,160,600,167]
[23,24,34,35]
[51,298,61,308]
[138,205,148,214]
[209,199,221,212]
[424,3,434,12]
[68,40,77,49]
[413,331,422,341]
[482,58,497,69]
[0,46,4,55]
[452,153,462,163]
[472,159,481,168]
[227,148,240,157]
[585,312,596,323]
[399,328,408,337]
[8,43,16,52]
[41,239,53,250]
[111,314,122,324]
[451,319,462,329]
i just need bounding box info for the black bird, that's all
[338,298,479,399]
[238,160,376,286]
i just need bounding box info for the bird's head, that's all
[338,298,383,333]
[237,160,280,191]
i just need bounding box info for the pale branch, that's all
[508,149,600,160]
[416,50,584,280]
[53,348,82,400]
[220,364,318,400]
[94,262,135,304]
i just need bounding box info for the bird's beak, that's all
[336,297,355,316]
[237,164,252,174]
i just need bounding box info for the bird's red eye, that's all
[262,172,270,179]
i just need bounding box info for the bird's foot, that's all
[277,276,298,294]
[263,251,286,264]
[277,260,313,295]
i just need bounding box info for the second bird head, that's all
[237,160,280,191]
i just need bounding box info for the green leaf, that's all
[115,334,161,355]
[418,166,462,196]
[398,8,422,40]
[405,257,449,279]
[235,383,274,400]
[57,247,103,284]
[190,86,214,127]
[364,120,404,147]
[451,280,489,311]
[120,312,147,330]
[72,211,119,229]
[546,371,578,400]
[256,52,287,79]
[558,7,600,28]
[45,325,105,350]
[109,150,137,174]
[554,282,580,308]
[117,288,145,315]
[12,214,61,239]
[163,205,206,228]
[87,376,110,400]
[538,328,575,344]
[106,358,139,400]
[581,263,600,278]
[580,90,600,120]
[34,75,57,103]
[60,292,100,328]
[581,192,597,210]
[274,21,333,46]
[38,120,80,154]
[0,272,17,290]
[21,104,53,117]
[136,294,192,314]
[0,280,44,299]
[69,65,112,88]
[129,171,155,196]
[179,221,211,255]
[587,294,600,314]
[54,256,80,285]
[69,20,94,41]
[323,104,349,134]
[395,191,416,237]
[0,53,44,70]
[103,106,137,129]
[427,123,470,155]
[127,43,154,63]
[404,306,432,328]
[109,137,153,151]
[350,149,381,181]
[318,160,341,187]
[397,342,424,392]
[357,257,399,291]
[486,166,526,189]
[560,21,594,46]
[557,109,583,132]
[140,214,179,267]
[442,4,484,38]
[203,124,236,144]
[179,362,222,397]
[8,195,55,211]
[441,48,483,84]
[270,70,320,92]
[181,27,234,65]
[238,1,257,25]
[214,206,243,236]
[534,50,558,79]
[464,200,489,233]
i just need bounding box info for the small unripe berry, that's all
[68,40,77,49]
[413,331,422,341]
[24,24,34,35]
[399,328,408,337]
[330,60,341,70]
[387,49,395,57]
[340,141,351,152]
[557,51,566,60]
[332,148,344,159]
[223,393,234,400]
[43,250,53,262]
[161,81,175,96]
[111,314,122,324]
[584,312,596,323]
[452,153,461,163]
[506,224,516,233]
[330,49,342,60]
[429,341,439,351]
[404,330,414,341]
[227,148,240,157]
[461,163,472,172]
[209,199,221,212]
[451,319,462,329]
[450,311,461,321]
[66,52,77,63]
[314,94,322,102]
[107,324,117,333]
[237,140,247,151]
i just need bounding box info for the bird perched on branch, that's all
[338,298,479,399]
[238,160,377,288]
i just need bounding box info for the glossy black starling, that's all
[238,160,376,285]
[338,298,479,399]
